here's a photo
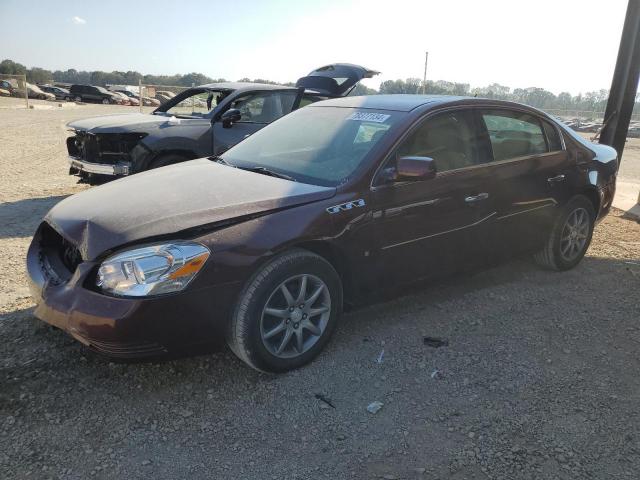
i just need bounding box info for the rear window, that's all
[481,110,547,161]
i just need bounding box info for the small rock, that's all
[367,401,384,414]
[141,460,151,466]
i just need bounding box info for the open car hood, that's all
[296,63,379,97]
[45,159,336,260]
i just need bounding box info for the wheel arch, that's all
[139,149,199,172]
[575,187,601,219]
[291,240,354,308]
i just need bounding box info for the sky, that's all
[0,0,631,95]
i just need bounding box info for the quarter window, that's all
[397,110,480,173]
[481,110,548,161]
[542,121,563,151]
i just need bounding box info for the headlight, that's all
[97,241,210,297]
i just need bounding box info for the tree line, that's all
[2,58,638,114]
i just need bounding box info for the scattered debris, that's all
[423,336,449,348]
[367,401,384,414]
[431,370,444,380]
[376,349,384,364]
[314,393,335,409]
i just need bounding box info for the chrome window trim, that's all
[370,103,567,191]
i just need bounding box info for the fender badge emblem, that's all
[327,199,366,214]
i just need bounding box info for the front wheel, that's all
[102,98,110,105]
[227,249,343,373]
[534,195,595,271]
[74,96,82,102]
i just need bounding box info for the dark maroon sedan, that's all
[27,95,617,372]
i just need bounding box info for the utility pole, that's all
[422,51,429,94]
[599,0,640,163]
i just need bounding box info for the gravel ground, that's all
[1,101,640,479]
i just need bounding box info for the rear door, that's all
[212,90,301,155]
[477,108,573,258]
[371,108,498,284]
[296,63,379,97]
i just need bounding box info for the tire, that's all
[102,98,110,105]
[534,195,596,271]
[148,153,188,170]
[74,96,82,102]
[227,249,343,373]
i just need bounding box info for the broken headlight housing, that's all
[97,242,210,297]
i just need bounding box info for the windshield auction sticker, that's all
[347,112,390,123]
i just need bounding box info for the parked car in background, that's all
[0,88,10,97]
[113,89,159,107]
[38,84,71,101]
[65,63,378,182]
[26,83,55,100]
[155,90,176,103]
[111,91,139,106]
[69,84,119,104]
[0,79,16,95]
[28,95,617,371]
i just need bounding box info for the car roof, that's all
[197,82,291,92]
[308,94,471,112]
[308,94,554,116]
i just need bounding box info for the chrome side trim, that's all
[495,203,555,220]
[68,156,129,176]
[381,211,497,250]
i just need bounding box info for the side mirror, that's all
[220,108,241,128]
[386,156,436,182]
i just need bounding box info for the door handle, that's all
[465,192,489,203]
[547,174,566,183]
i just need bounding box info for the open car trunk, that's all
[295,63,379,97]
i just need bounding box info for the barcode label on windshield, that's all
[347,112,390,123]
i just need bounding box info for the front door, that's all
[212,90,301,155]
[371,109,498,285]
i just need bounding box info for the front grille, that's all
[38,223,83,283]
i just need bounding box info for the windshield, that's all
[221,107,400,187]
[158,88,232,118]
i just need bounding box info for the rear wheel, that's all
[534,195,595,271]
[102,98,110,105]
[227,249,342,373]
[74,96,82,102]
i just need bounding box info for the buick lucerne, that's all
[27,95,617,372]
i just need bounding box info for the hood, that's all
[296,63,379,97]
[45,159,336,260]
[67,113,177,134]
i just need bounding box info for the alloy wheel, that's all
[559,207,590,261]
[260,274,331,359]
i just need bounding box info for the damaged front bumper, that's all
[68,156,130,176]
[26,222,238,359]
[66,130,149,178]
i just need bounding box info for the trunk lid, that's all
[295,63,379,97]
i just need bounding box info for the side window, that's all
[542,121,563,151]
[481,110,548,161]
[397,110,480,173]
[230,91,299,124]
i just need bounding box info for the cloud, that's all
[72,16,86,25]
